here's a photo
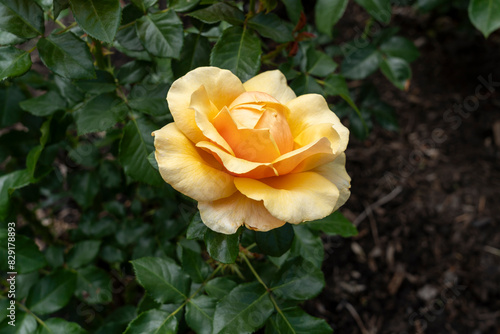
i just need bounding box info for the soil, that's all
[304,3,500,333]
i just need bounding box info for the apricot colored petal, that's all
[286,94,349,151]
[153,123,236,201]
[198,192,286,234]
[167,67,245,142]
[234,172,340,224]
[243,70,296,104]
[311,153,351,211]
[196,141,278,179]
[254,106,294,155]
[273,137,335,175]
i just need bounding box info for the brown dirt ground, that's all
[304,3,500,334]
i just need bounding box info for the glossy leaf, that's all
[307,211,358,237]
[37,318,87,334]
[172,33,211,78]
[270,258,325,300]
[341,45,382,80]
[0,169,31,220]
[0,28,25,45]
[131,0,157,12]
[281,0,303,23]
[323,74,360,114]
[379,36,420,62]
[380,56,412,90]
[188,2,245,25]
[0,234,46,273]
[0,312,37,334]
[95,306,137,334]
[119,117,164,185]
[186,212,208,240]
[19,91,66,117]
[255,223,294,257]
[169,0,200,12]
[213,282,274,334]
[123,309,178,334]
[75,70,116,93]
[306,49,337,77]
[74,93,128,135]
[26,269,77,315]
[354,0,391,24]
[68,171,100,208]
[248,13,293,43]
[205,277,237,299]
[67,240,102,268]
[469,0,500,38]
[0,0,44,38]
[290,73,323,95]
[135,10,183,58]
[69,0,121,43]
[53,0,69,19]
[37,32,95,79]
[185,295,216,334]
[180,239,212,283]
[75,266,113,304]
[0,46,31,81]
[315,0,348,36]
[205,228,240,264]
[265,307,333,334]
[290,225,324,268]
[131,257,190,304]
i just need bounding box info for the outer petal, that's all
[198,192,286,234]
[234,172,340,224]
[310,153,351,211]
[286,94,349,152]
[243,70,296,104]
[196,141,278,179]
[167,67,246,143]
[153,123,236,201]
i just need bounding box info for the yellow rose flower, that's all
[153,67,350,234]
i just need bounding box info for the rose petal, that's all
[153,123,236,201]
[254,105,294,155]
[310,153,351,211]
[212,107,281,162]
[234,172,340,224]
[196,141,278,179]
[286,94,349,151]
[167,67,245,143]
[243,70,296,104]
[198,192,286,234]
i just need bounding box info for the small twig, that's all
[344,302,371,334]
[365,201,381,248]
[354,186,403,226]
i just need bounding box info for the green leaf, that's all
[74,93,128,135]
[0,46,31,81]
[169,0,200,12]
[265,307,333,334]
[341,45,382,80]
[75,266,113,304]
[281,0,303,23]
[379,36,420,62]
[0,311,37,334]
[45,245,65,268]
[75,70,116,93]
[67,240,101,268]
[117,60,149,84]
[354,0,391,24]
[135,10,183,58]
[0,85,24,127]
[306,49,337,77]
[211,26,261,82]
[188,2,245,25]
[68,171,100,208]
[119,117,164,185]
[290,225,324,268]
[0,169,31,220]
[248,13,293,43]
[205,277,237,299]
[69,0,121,43]
[270,258,324,300]
[95,306,137,334]
[315,0,348,36]
[380,56,411,90]
[131,257,190,304]
[180,239,211,283]
[469,0,500,38]
[53,0,70,19]
[290,73,323,95]
[26,269,77,315]
[213,282,274,334]
[16,271,39,299]
[204,228,240,264]
[19,91,66,117]
[0,28,26,45]
[307,211,358,237]
[36,318,87,334]
[0,0,44,38]
[186,212,207,240]
[131,0,157,12]
[172,33,211,78]
[0,234,46,273]
[37,32,95,80]
[323,74,360,114]
[255,224,294,257]
[186,295,216,334]
[124,309,178,334]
